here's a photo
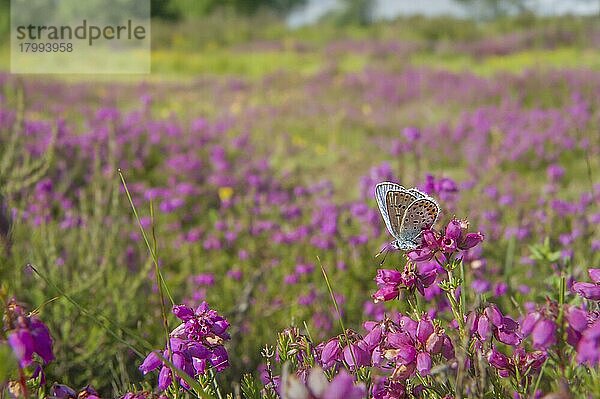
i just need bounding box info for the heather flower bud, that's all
[485,304,504,327]
[416,352,432,376]
[321,338,341,367]
[376,269,402,285]
[445,219,462,241]
[587,269,600,283]
[572,282,600,300]
[416,318,434,344]
[407,247,434,262]
[158,366,172,391]
[172,305,195,321]
[50,384,76,399]
[458,232,484,250]
[441,336,455,360]
[386,332,412,348]
[139,351,162,374]
[477,315,491,340]
[531,319,556,349]
[363,325,383,350]
[466,311,478,335]
[372,285,399,303]
[487,348,510,370]
[422,229,439,249]
[425,333,443,354]
[567,307,588,332]
[390,343,416,365]
[343,341,371,369]
[521,312,541,336]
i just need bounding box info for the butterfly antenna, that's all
[374,244,387,258]
[376,243,392,266]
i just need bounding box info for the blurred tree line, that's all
[150,0,308,19]
[150,0,599,22]
[1,0,598,24]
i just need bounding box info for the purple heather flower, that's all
[226,268,243,281]
[372,378,407,399]
[572,269,600,300]
[50,383,77,398]
[139,351,162,374]
[193,273,215,286]
[378,315,453,380]
[410,220,483,260]
[407,247,435,262]
[577,318,600,366]
[320,338,342,369]
[372,265,436,302]
[487,347,546,381]
[283,368,365,399]
[158,366,172,390]
[5,300,54,368]
[521,311,557,350]
[140,302,230,391]
[547,164,565,181]
[469,305,521,346]
[343,340,371,369]
[402,126,421,142]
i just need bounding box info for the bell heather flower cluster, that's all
[139,302,230,391]
[372,263,438,302]
[567,271,600,366]
[407,219,484,262]
[372,315,455,379]
[467,304,521,347]
[487,347,546,383]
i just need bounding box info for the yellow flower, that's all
[362,104,372,115]
[292,135,307,147]
[218,187,234,202]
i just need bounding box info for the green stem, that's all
[118,169,174,305]
[318,256,357,370]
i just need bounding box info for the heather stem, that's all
[443,259,468,398]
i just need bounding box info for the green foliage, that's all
[455,0,531,19]
[333,0,375,26]
[0,343,17,383]
[0,86,55,196]
[163,0,307,18]
[240,374,262,399]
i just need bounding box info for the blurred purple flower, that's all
[572,269,600,300]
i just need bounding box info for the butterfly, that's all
[375,182,440,251]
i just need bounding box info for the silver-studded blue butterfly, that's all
[375,182,440,251]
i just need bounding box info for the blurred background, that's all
[1,0,599,75]
[0,0,599,396]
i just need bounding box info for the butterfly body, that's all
[375,182,440,251]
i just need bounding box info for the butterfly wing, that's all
[375,182,413,240]
[398,198,440,247]
[386,190,419,241]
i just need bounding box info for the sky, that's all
[287,0,600,27]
